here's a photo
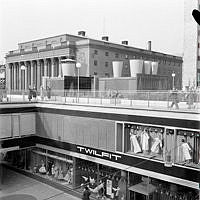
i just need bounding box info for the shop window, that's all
[175,130,200,168]
[117,123,165,161]
[94,60,98,66]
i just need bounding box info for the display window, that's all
[128,172,199,200]
[175,130,200,169]
[75,158,127,200]
[116,122,166,161]
[5,147,74,188]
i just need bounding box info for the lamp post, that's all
[76,63,81,103]
[21,64,26,101]
[172,72,176,90]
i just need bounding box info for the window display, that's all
[123,124,164,160]
[175,130,200,169]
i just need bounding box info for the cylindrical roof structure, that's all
[61,59,76,76]
[129,59,143,77]
[151,62,158,75]
[112,61,123,78]
[144,61,152,74]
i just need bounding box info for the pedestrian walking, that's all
[40,86,44,101]
[170,89,179,109]
[28,85,32,101]
[32,85,37,101]
[47,86,51,100]
[82,186,91,200]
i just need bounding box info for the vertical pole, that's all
[78,68,79,103]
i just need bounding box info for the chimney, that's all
[78,31,86,36]
[147,41,151,51]
[122,41,128,45]
[102,36,109,41]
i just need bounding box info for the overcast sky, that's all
[0,0,184,63]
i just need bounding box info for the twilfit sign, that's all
[77,146,122,161]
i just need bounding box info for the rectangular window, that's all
[105,52,109,56]
[46,44,51,49]
[94,60,98,66]
[94,50,98,55]
[105,73,110,77]
[105,62,109,67]
[116,122,167,161]
[115,53,119,58]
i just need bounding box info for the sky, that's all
[0,0,184,63]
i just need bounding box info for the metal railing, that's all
[1,89,200,112]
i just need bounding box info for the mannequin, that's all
[130,128,142,154]
[39,160,46,174]
[151,134,163,154]
[141,129,150,153]
[181,139,192,163]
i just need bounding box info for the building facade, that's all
[1,103,199,200]
[183,0,200,88]
[5,32,182,92]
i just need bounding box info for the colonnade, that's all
[8,57,63,91]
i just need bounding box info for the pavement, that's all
[0,167,80,200]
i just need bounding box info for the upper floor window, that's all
[94,60,98,66]
[105,73,110,77]
[105,62,109,67]
[105,52,109,56]
[115,53,119,58]
[94,50,98,55]
[46,44,51,49]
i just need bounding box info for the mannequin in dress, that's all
[129,128,141,154]
[141,128,150,153]
[151,133,163,154]
[181,139,192,163]
[39,160,46,174]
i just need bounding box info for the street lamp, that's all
[172,72,176,90]
[21,64,26,101]
[76,62,81,102]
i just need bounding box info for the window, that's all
[105,52,109,56]
[115,122,166,161]
[94,60,98,66]
[115,53,119,58]
[105,62,109,67]
[175,130,200,169]
[46,44,51,49]
[94,72,98,75]
[94,50,98,55]
[105,73,110,77]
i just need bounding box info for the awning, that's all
[128,182,156,196]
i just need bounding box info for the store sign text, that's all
[77,146,121,161]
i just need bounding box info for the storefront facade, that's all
[1,105,200,200]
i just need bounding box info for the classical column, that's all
[58,57,62,77]
[13,63,16,91]
[24,63,28,91]
[51,58,55,77]
[44,59,47,77]
[30,61,34,87]
[37,60,41,89]
[6,64,11,91]
[18,62,21,90]
[11,64,13,90]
